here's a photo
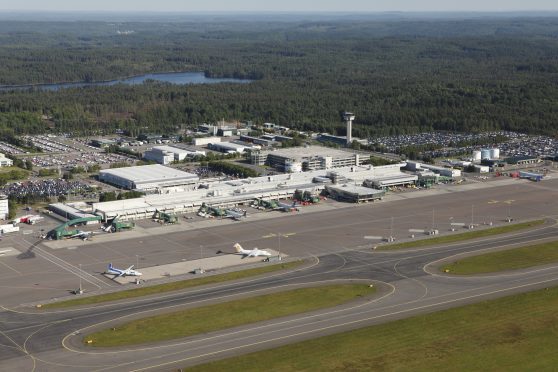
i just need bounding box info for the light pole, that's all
[79,264,82,294]
[278,232,281,258]
[505,201,513,222]
[136,254,139,269]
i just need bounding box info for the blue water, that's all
[0,72,252,92]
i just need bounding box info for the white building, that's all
[0,194,8,220]
[193,137,222,146]
[0,153,13,167]
[406,162,461,178]
[251,146,362,172]
[144,146,205,165]
[209,142,253,154]
[92,164,407,220]
[98,164,199,192]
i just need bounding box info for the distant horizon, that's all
[2,0,558,13]
[3,9,558,13]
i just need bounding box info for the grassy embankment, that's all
[443,240,558,275]
[85,284,376,347]
[378,219,545,250]
[42,261,303,309]
[189,286,558,372]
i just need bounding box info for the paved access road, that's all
[1,220,557,371]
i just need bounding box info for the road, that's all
[1,220,557,371]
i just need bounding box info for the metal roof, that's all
[99,164,198,185]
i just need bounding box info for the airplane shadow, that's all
[17,239,42,260]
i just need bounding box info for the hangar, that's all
[98,164,199,193]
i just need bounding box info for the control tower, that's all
[343,112,355,145]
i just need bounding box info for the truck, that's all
[294,189,320,204]
[198,203,226,217]
[0,224,19,234]
[251,198,279,210]
[153,210,178,224]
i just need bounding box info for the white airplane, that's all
[233,243,272,258]
[68,230,96,241]
[106,263,142,277]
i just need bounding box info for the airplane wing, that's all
[126,265,134,271]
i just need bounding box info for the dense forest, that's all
[1,16,558,138]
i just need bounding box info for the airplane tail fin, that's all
[233,243,243,253]
[108,263,113,269]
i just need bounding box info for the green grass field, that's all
[378,219,545,250]
[42,261,303,309]
[443,240,558,275]
[188,286,558,372]
[84,284,375,347]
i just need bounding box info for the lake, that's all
[0,72,252,92]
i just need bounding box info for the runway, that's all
[1,222,558,371]
[1,178,558,371]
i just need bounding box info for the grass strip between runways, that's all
[378,219,545,250]
[188,286,558,372]
[84,284,376,347]
[42,261,303,309]
[443,240,558,274]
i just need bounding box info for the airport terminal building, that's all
[92,163,408,220]
[98,164,199,193]
[251,146,362,172]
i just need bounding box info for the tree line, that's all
[2,18,558,140]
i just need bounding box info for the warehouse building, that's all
[505,155,541,165]
[240,135,277,147]
[90,138,116,148]
[193,137,221,147]
[209,142,255,154]
[251,146,361,172]
[0,153,13,167]
[98,164,199,193]
[406,162,462,178]
[143,146,205,165]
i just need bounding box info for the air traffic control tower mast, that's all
[343,112,355,146]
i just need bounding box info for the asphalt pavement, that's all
[1,178,558,371]
[1,221,557,371]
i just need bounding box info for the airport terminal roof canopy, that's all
[99,164,199,190]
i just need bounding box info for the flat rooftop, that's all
[261,146,357,160]
[99,164,198,184]
[327,184,385,196]
[152,145,194,154]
